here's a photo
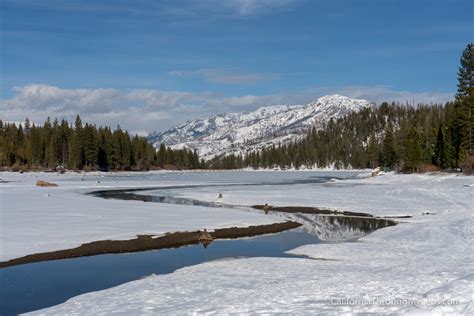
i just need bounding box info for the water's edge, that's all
[0,229,320,316]
[0,176,399,315]
[0,185,397,268]
[0,221,301,268]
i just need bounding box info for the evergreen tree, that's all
[404,127,422,172]
[24,118,31,134]
[455,43,474,159]
[382,124,397,169]
[28,125,42,166]
[434,126,448,168]
[0,116,195,171]
[83,124,98,167]
[157,143,166,167]
[367,132,379,168]
[69,115,84,169]
[211,102,457,172]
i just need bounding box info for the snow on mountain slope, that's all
[148,94,372,159]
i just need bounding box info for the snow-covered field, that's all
[0,171,279,262]
[1,170,473,314]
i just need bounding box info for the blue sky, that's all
[0,0,472,132]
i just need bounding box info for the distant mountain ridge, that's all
[148,94,372,159]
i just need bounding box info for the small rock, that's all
[371,167,381,177]
[218,193,223,198]
[36,180,58,187]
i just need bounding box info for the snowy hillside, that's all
[148,95,372,159]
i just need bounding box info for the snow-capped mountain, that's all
[148,95,372,159]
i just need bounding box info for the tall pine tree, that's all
[456,43,474,158]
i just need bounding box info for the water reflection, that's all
[0,230,319,316]
[270,212,396,242]
[94,190,397,242]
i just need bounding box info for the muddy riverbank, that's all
[0,221,301,268]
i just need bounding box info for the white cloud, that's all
[0,84,279,132]
[163,0,300,17]
[170,68,275,84]
[3,0,300,17]
[219,0,299,15]
[0,83,453,134]
[130,130,150,137]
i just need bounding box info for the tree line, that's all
[1,43,472,173]
[210,43,473,173]
[0,115,203,171]
[210,101,471,173]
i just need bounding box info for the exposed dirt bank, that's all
[253,205,411,219]
[253,205,374,217]
[0,221,301,268]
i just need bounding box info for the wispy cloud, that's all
[2,0,300,17]
[218,0,299,15]
[1,83,453,134]
[170,68,276,84]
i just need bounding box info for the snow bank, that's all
[0,171,276,262]
[29,256,473,314]
[26,171,474,315]
[178,172,472,218]
[0,172,474,315]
